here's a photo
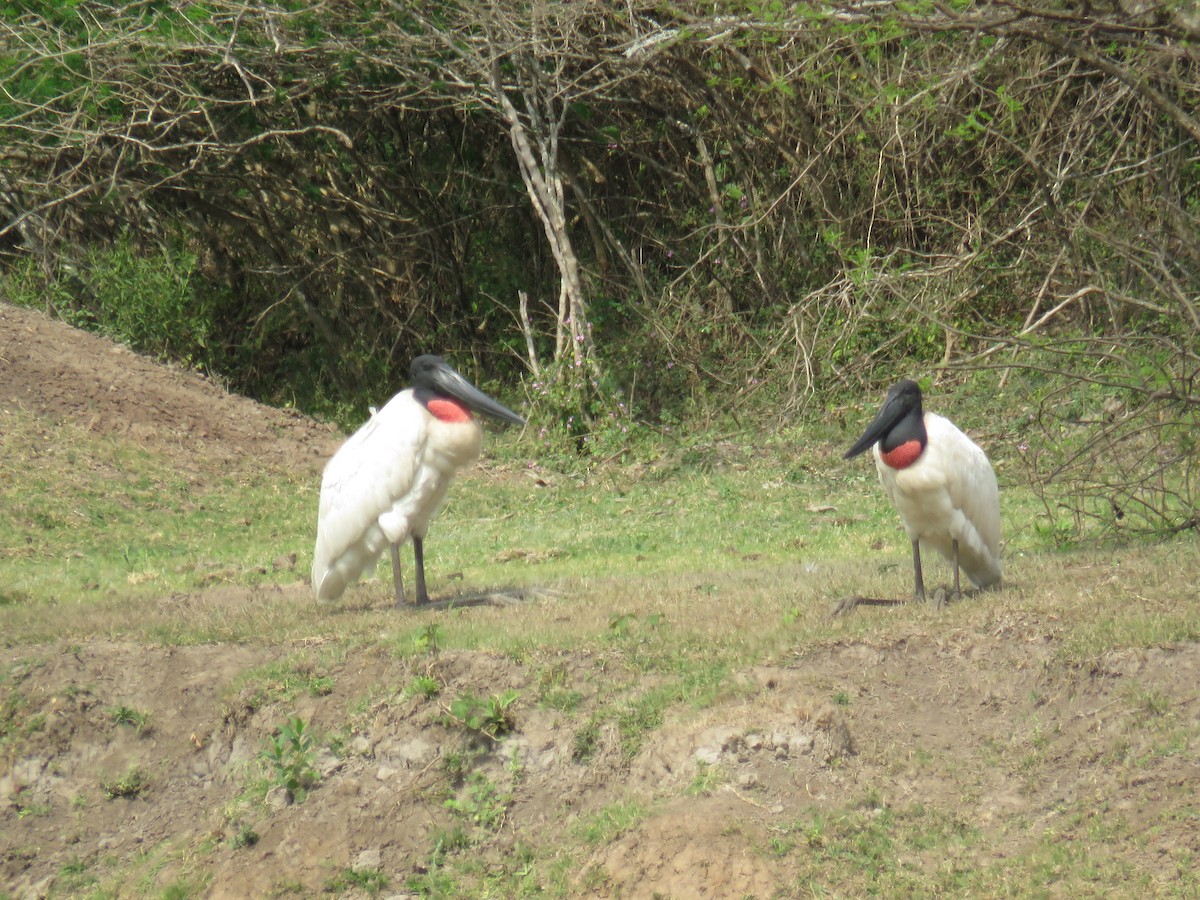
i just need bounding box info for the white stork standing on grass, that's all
[312,355,525,607]
[840,379,1001,611]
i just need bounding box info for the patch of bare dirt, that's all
[0,302,337,474]
[3,634,1199,897]
[1,302,1198,897]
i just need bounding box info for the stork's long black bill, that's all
[844,393,906,459]
[426,360,526,426]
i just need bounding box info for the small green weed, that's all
[607,611,664,641]
[414,623,443,654]
[229,824,259,849]
[446,690,519,739]
[260,716,320,802]
[445,771,512,830]
[307,675,335,696]
[15,799,52,818]
[766,831,796,858]
[1125,683,1172,720]
[536,663,583,712]
[429,824,471,863]
[101,766,147,799]
[440,749,472,782]
[541,685,583,712]
[409,825,470,894]
[109,704,151,733]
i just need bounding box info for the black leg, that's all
[951,539,961,600]
[390,544,406,607]
[912,538,926,601]
[413,535,429,605]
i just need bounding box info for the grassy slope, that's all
[2,397,1199,897]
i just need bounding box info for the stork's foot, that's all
[413,587,560,610]
[929,586,962,610]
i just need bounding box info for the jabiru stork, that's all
[312,355,525,606]
[842,379,1001,609]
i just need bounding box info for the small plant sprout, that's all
[260,716,320,803]
[109,704,151,733]
[414,623,443,655]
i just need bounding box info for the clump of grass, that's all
[56,855,100,893]
[405,674,440,700]
[323,866,389,896]
[685,761,727,796]
[535,662,583,712]
[229,824,259,849]
[109,704,151,734]
[159,875,209,900]
[572,720,601,762]
[574,800,648,846]
[101,767,147,800]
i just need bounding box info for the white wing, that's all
[875,412,1001,588]
[311,390,426,602]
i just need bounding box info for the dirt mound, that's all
[0,302,338,474]
[4,630,1199,897]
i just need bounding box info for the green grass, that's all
[7,396,1178,654]
[224,653,339,714]
[0,408,316,639]
[573,799,649,845]
[323,866,390,896]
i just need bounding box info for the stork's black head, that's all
[410,355,526,426]
[843,379,925,460]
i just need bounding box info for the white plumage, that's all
[311,355,524,606]
[844,379,1001,604]
[871,411,1001,591]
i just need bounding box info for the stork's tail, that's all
[312,524,389,603]
[961,543,1002,590]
